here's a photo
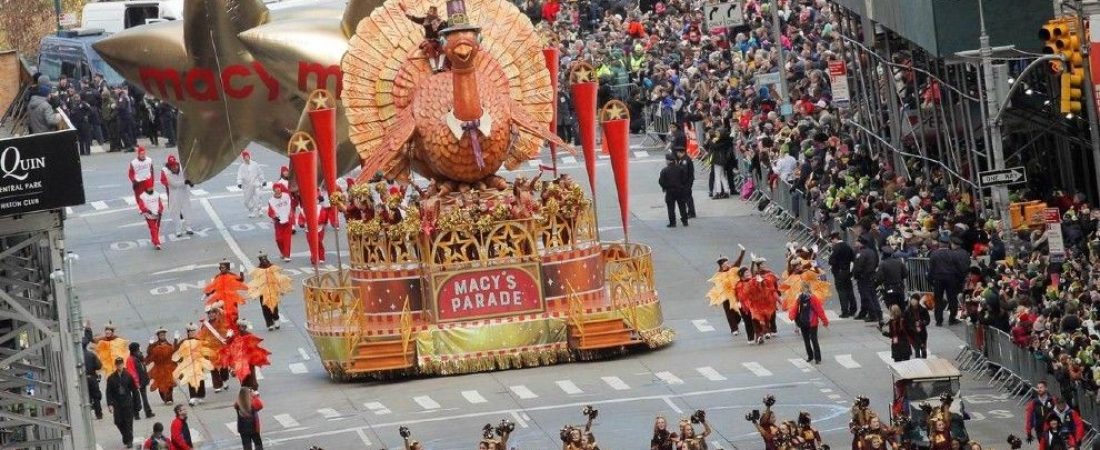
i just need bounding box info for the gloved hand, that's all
[1026,434,1033,444]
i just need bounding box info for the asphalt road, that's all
[69,138,1023,449]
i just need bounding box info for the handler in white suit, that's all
[236,150,266,217]
[160,155,194,237]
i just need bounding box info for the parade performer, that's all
[196,303,232,393]
[849,396,877,450]
[748,396,779,450]
[272,165,298,229]
[400,2,448,72]
[136,184,164,251]
[93,322,130,376]
[319,189,339,229]
[236,150,266,218]
[159,155,194,237]
[796,412,823,450]
[677,410,711,450]
[247,251,292,330]
[145,327,178,405]
[651,417,675,450]
[267,184,293,261]
[707,246,746,335]
[753,256,782,339]
[219,319,271,391]
[204,260,248,326]
[779,245,830,312]
[128,145,154,204]
[172,323,213,406]
[733,267,761,344]
[927,417,952,450]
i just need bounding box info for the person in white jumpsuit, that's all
[160,155,194,237]
[235,150,266,217]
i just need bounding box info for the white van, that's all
[80,0,184,34]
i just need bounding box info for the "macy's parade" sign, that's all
[434,266,543,321]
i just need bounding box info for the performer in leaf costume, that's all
[171,323,214,406]
[247,251,292,331]
[204,259,249,325]
[219,319,272,391]
[93,322,130,376]
[779,245,831,312]
[706,246,746,335]
[196,302,232,393]
[145,327,178,405]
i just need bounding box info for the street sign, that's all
[828,60,851,109]
[978,167,1027,188]
[1044,207,1066,263]
[704,2,744,29]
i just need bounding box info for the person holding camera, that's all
[562,406,598,450]
[398,426,424,450]
[677,410,710,450]
[795,412,823,450]
[848,396,876,449]
[747,396,778,450]
[478,420,514,450]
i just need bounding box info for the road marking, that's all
[273,413,300,428]
[66,207,73,215]
[562,156,577,164]
[298,347,311,360]
[510,410,530,428]
[190,428,203,442]
[697,366,727,381]
[691,319,715,333]
[509,385,538,399]
[527,160,541,169]
[655,371,684,385]
[877,351,894,364]
[225,422,238,434]
[820,388,833,393]
[462,390,488,404]
[365,401,391,415]
[356,428,372,446]
[318,408,340,419]
[191,189,209,196]
[119,221,146,228]
[825,310,844,321]
[633,150,649,159]
[199,197,253,270]
[742,362,773,377]
[279,315,290,324]
[602,376,630,390]
[90,201,109,210]
[662,396,684,414]
[227,185,242,192]
[96,445,103,450]
[828,394,843,400]
[254,367,264,380]
[556,380,584,395]
[288,363,308,374]
[122,196,136,206]
[414,395,441,410]
[835,354,862,369]
[788,358,814,372]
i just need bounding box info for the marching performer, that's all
[780,245,830,312]
[159,155,194,237]
[677,411,711,450]
[145,327,178,405]
[93,322,130,376]
[268,183,294,261]
[127,146,154,204]
[272,165,298,229]
[706,245,746,336]
[247,251,292,330]
[204,259,248,326]
[236,150,266,217]
[320,189,340,229]
[218,319,272,391]
[137,184,164,250]
[795,412,823,450]
[172,323,214,406]
[196,303,232,394]
[753,256,782,339]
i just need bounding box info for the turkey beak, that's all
[454,43,474,60]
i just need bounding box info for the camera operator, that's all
[748,396,779,450]
[562,406,599,450]
[677,410,711,450]
[795,412,823,450]
[399,426,424,450]
[479,419,514,450]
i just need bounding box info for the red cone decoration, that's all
[569,61,598,194]
[288,132,322,265]
[600,100,631,241]
[307,90,339,194]
[543,47,560,174]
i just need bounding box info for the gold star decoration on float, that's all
[569,61,596,84]
[599,100,630,122]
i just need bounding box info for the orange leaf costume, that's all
[218,332,271,382]
[741,272,779,323]
[205,273,248,325]
[172,338,214,389]
[196,319,230,369]
[94,336,130,375]
[706,269,738,308]
[779,270,832,311]
[145,338,178,393]
[247,265,292,310]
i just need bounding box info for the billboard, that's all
[0,129,85,216]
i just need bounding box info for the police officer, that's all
[659,153,689,227]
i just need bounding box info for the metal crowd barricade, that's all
[640,105,676,148]
[904,257,932,298]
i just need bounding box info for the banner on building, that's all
[1090,15,1100,115]
[0,128,84,217]
[828,60,851,109]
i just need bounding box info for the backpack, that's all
[796,294,813,328]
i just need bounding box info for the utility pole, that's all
[1068,0,1100,199]
[54,0,63,34]
[976,0,1014,239]
[770,0,791,116]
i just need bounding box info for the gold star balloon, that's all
[94,0,380,183]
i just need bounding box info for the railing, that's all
[640,104,676,147]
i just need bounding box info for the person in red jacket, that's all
[788,282,828,364]
[128,146,155,204]
[1049,397,1084,444]
[541,0,560,23]
[169,404,192,450]
[138,185,164,250]
[235,387,264,450]
[267,184,293,261]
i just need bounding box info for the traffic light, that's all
[1059,20,1085,115]
[1041,19,1072,73]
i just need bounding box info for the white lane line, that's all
[662,396,684,414]
[254,367,264,380]
[788,358,814,372]
[741,362,773,377]
[298,347,312,360]
[279,315,290,324]
[825,310,844,321]
[288,363,308,374]
[510,411,530,428]
[122,196,137,206]
[226,185,242,192]
[820,388,833,393]
[190,428,203,442]
[273,414,300,428]
[462,390,488,404]
[365,401,391,415]
[414,395,441,410]
[356,428,372,446]
[633,150,649,159]
[602,376,630,391]
[199,197,253,270]
[96,445,103,450]
[318,408,340,419]
[556,380,584,395]
[562,156,577,164]
[691,319,715,333]
[90,201,108,210]
[509,385,538,399]
[66,207,74,215]
[835,354,862,369]
[225,422,238,434]
[655,371,684,385]
[877,351,894,364]
[191,189,209,196]
[696,366,727,381]
[828,394,843,400]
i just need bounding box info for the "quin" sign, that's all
[435,267,543,321]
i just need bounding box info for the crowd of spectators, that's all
[23,73,177,154]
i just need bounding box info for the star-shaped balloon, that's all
[94,0,380,183]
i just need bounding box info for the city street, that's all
[69,139,1020,449]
